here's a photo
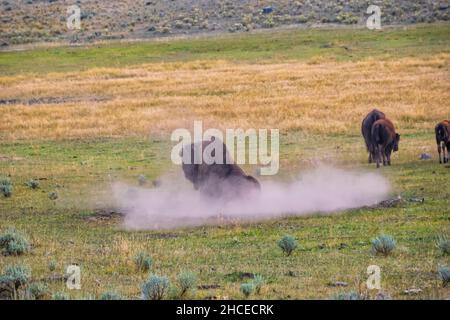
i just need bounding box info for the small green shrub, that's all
[26,179,40,189]
[278,235,297,256]
[371,235,396,256]
[438,265,450,287]
[0,264,31,290]
[142,275,170,300]
[177,271,197,297]
[100,291,123,300]
[252,275,264,294]
[27,282,49,300]
[52,291,70,300]
[0,176,12,197]
[436,235,450,255]
[134,252,153,272]
[0,228,30,256]
[240,283,254,297]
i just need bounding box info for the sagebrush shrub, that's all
[26,282,49,300]
[0,176,12,197]
[240,283,254,297]
[438,265,450,287]
[52,291,70,300]
[48,260,57,272]
[26,179,40,189]
[100,291,123,300]
[0,264,31,290]
[371,234,396,256]
[278,235,297,256]
[0,229,30,256]
[332,291,364,300]
[48,191,58,200]
[177,271,197,297]
[142,275,170,300]
[134,252,152,272]
[252,275,264,294]
[436,235,450,255]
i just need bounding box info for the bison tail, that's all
[371,123,381,145]
[436,124,449,144]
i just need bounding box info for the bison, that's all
[371,118,400,168]
[361,109,386,163]
[435,120,450,163]
[181,139,261,200]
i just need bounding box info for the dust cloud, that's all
[112,165,390,230]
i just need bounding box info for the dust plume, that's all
[112,165,390,230]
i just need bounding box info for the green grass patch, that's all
[1,24,449,75]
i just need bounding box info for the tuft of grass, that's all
[100,290,123,300]
[176,271,197,298]
[240,283,255,298]
[0,176,12,197]
[0,228,30,256]
[436,235,450,256]
[134,252,153,272]
[52,291,70,300]
[278,235,297,256]
[26,282,49,300]
[0,264,31,290]
[438,265,450,287]
[371,235,396,256]
[141,275,170,300]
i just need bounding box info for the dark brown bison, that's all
[435,120,450,163]
[181,139,261,200]
[371,118,400,168]
[361,109,386,163]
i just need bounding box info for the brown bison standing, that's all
[181,139,261,200]
[435,120,450,163]
[361,109,386,163]
[371,118,400,168]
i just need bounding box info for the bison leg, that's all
[385,144,393,166]
[368,145,374,164]
[445,143,449,163]
[381,147,387,166]
[437,143,442,164]
[374,145,381,168]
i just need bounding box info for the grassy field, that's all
[0,24,449,300]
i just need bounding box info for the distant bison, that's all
[181,139,261,200]
[361,109,386,163]
[435,120,450,163]
[371,118,400,168]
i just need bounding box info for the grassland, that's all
[0,24,449,300]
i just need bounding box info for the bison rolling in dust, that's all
[181,139,261,200]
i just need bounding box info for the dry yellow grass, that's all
[1,54,449,141]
